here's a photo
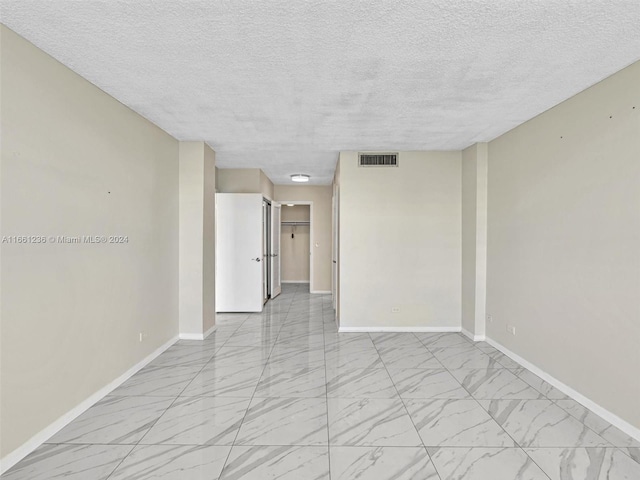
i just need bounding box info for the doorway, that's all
[280,203,312,288]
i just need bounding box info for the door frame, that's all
[278,201,314,292]
[262,198,271,304]
[270,202,282,299]
[332,185,339,317]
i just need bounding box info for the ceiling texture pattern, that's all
[2,1,640,184]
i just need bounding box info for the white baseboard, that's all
[282,280,309,284]
[338,326,462,333]
[461,327,486,342]
[179,325,217,341]
[310,290,331,294]
[485,336,640,442]
[0,335,178,475]
[179,333,203,340]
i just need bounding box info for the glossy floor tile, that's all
[428,447,549,479]
[328,397,422,446]
[524,447,640,480]
[449,368,543,400]
[326,367,397,398]
[330,446,439,479]
[109,444,231,479]
[481,399,610,447]
[48,395,175,444]
[405,399,515,447]
[235,397,328,445]
[139,396,250,445]
[4,283,638,479]
[220,446,329,480]
[1,444,133,480]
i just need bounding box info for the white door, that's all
[216,193,263,312]
[271,203,282,298]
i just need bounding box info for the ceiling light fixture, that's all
[290,174,310,183]
[286,204,294,206]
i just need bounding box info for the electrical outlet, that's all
[139,332,147,342]
[487,315,493,323]
[391,307,400,313]
[506,325,516,336]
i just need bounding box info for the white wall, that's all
[486,61,640,431]
[274,185,333,293]
[338,151,462,329]
[281,205,310,282]
[0,26,179,460]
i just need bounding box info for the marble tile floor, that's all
[3,283,639,479]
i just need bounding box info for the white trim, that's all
[485,336,640,442]
[310,290,331,294]
[461,327,486,342]
[180,324,217,341]
[338,326,461,333]
[282,280,310,284]
[179,332,203,340]
[0,335,178,475]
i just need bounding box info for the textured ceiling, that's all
[2,1,640,185]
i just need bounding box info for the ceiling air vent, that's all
[358,152,398,167]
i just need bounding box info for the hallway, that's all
[3,284,639,479]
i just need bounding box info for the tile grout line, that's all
[389,332,554,479]
[322,289,332,480]
[104,318,247,479]
[439,333,599,480]
[215,284,297,478]
[368,331,444,480]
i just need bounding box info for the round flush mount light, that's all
[290,174,310,183]
[286,204,294,207]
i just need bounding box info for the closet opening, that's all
[280,202,312,290]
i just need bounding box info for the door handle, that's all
[253,258,261,262]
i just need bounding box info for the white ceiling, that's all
[2,1,640,185]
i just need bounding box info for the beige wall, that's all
[274,185,333,292]
[461,146,478,334]
[281,205,311,282]
[0,25,179,460]
[203,145,216,333]
[179,142,216,336]
[339,151,462,328]
[260,170,274,200]
[461,143,488,338]
[486,61,640,430]
[217,168,274,199]
[217,168,260,193]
